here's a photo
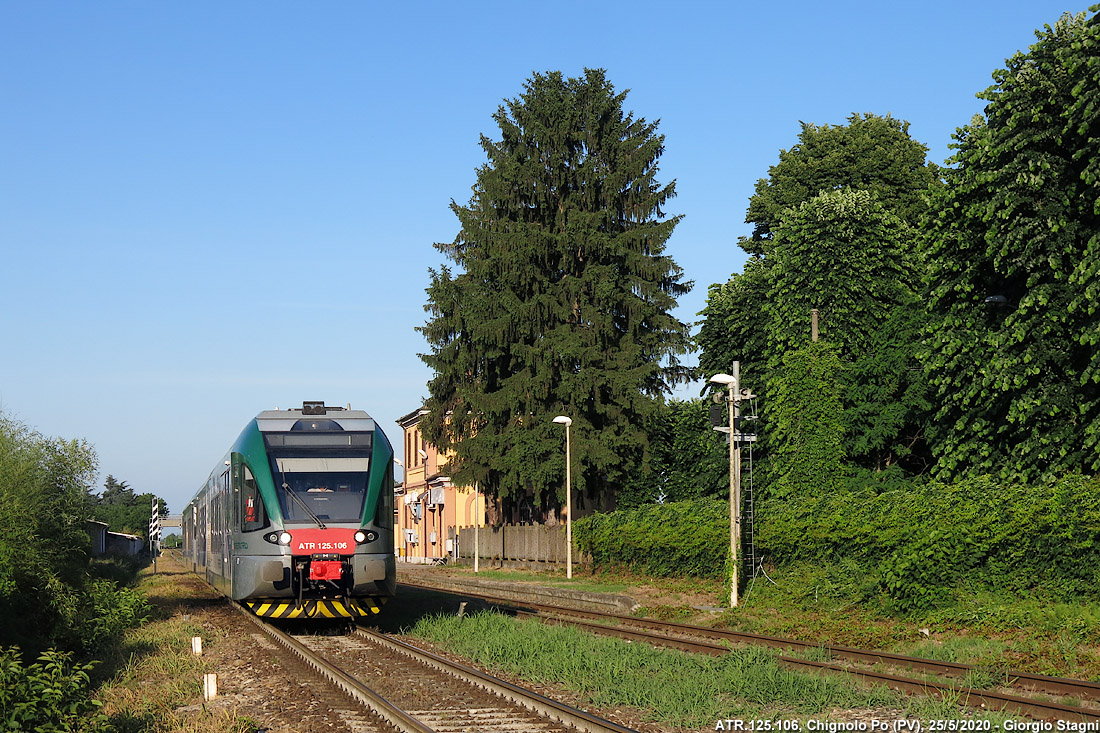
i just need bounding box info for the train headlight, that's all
[354,530,377,544]
[278,531,292,545]
[263,531,293,546]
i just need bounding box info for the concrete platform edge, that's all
[396,564,640,614]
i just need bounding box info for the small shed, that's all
[106,531,143,556]
[86,520,108,556]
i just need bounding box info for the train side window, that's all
[240,464,269,532]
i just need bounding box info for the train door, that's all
[197,502,208,570]
[219,468,231,586]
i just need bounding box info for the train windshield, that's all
[271,456,371,523]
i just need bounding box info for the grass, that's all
[91,561,264,733]
[430,559,1100,684]
[407,610,1004,727]
[705,562,1100,682]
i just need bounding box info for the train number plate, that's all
[288,528,357,554]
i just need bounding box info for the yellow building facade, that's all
[394,407,484,562]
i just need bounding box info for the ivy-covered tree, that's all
[700,114,940,376]
[769,341,847,497]
[698,114,940,480]
[769,189,930,471]
[419,69,692,516]
[924,9,1100,482]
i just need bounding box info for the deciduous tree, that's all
[743,113,940,253]
[768,189,930,472]
[924,9,1100,481]
[698,114,940,481]
[0,414,97,653]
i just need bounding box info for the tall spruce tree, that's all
[419,69,692,516]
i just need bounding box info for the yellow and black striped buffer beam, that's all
[245,598,386,619]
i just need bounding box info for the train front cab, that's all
[229,409,396,620]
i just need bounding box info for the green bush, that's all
[69,580,151,654]
[0,647,104,732]
[0,414,98,655]
[757,473,1100,612]
[768,341,847,498]
[575,500,729,577]
[584,473,1100,613]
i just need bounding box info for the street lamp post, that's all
[552,415,573,579]
[709,366,741,608]
[473,481,480,574]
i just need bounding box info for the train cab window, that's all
[271,456,370,523]
[240,464,269,532]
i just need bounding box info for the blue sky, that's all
[0,0,1082,517]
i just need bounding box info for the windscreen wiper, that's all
[282,482,327,530]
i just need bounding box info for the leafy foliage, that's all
[742,113,940,253]
[767,190,915,357]
[0,414,150,658]
[0,648,104,732]
[69,578,150,654]
[923,8,1100,482]
[768,342,847,497]
[0,415,98,654]
[698,116,940,490]
[574,499,728,577]
[696,256,770,401]
[769,189,930,472]
[90,475,165,540]
[619,399,728,507]
[420,68,692,512]
[578,471,1100,614]
[757,473,1100,612]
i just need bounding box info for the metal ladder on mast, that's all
[741,442,757,580]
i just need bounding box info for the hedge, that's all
[574,499,729,578]
[579,474,1100,612]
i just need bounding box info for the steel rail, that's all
[399,579,1100,699]
[546,605,1100,702]
[398,579,1100,720]
[354,626,640,733]
[230,602,434,733]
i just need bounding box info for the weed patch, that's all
[409,610,993,726]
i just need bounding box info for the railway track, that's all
[398,579,1100,723]
[232,600,639,732]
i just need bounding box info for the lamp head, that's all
[709,373,737,386]
[552,415,573,427]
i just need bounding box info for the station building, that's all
[394,407,485,563]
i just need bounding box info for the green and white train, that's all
[182,401,395,619]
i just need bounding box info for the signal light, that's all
[354,530,377,544]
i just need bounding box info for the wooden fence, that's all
[454,524,567,566]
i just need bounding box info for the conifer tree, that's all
[419,69,692,515]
